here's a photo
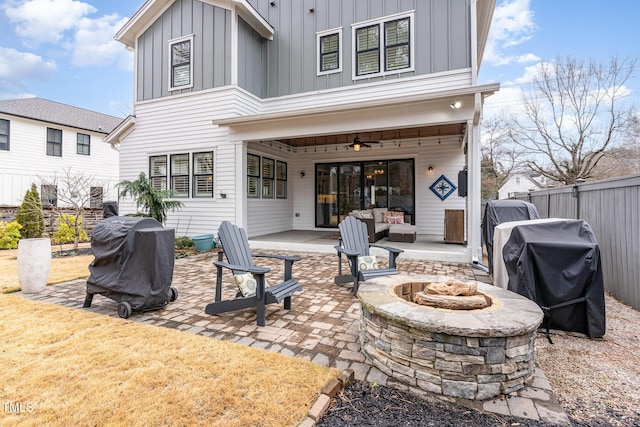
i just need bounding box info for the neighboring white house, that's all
[498,173,548,199]
[107,0,498,262]
[0,98,122,208]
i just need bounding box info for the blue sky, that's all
[0,0,639,119]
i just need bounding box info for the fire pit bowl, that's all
[357,274,543,401]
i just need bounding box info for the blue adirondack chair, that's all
[334,216,403,295]
[204,221,302,326]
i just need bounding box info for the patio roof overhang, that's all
[213,83,499,148]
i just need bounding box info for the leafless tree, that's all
[505,56,638,185]
[481,116,520,199]
[39,167,108,249]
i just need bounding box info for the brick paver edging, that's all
[299,369,355,426]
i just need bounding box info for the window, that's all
[149,155,167,191]
[317,28,342,75]
[247,154,260,198]
[170,154,189,198]
[46,127,62,157]
[41,184,57,207]
[276,161,287,199]
[169,35,193,90]
[0,118,9,151]
[193,152,214,198]
[352,12,414,79]
[77,133,90,155]
[90,187,103,208]
[247,154,288,200]
[262,157,275,198]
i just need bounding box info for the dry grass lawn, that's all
[0,248,92,294]
[0,294,339,426]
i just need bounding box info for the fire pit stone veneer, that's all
[358,274,543,401]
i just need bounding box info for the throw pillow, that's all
[372,208,387,223]
[234,272,269,297]
[383,211,405,224]
[357,255,379,271]
[360,211,374,219]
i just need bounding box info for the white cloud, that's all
[0,46,57,93]
[485,0,538,66]
[72,14,132,69]
[4,0,96,45]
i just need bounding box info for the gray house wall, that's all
[136,0,231,101]
[137,0,471,101]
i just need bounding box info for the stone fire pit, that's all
[358,274,543,401]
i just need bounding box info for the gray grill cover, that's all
[87,216,175,310]
[481,200,540,274]
[502,219,605,338]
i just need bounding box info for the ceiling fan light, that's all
[353,143,361,152]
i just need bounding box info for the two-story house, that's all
[0,98,122,208]
[108,0,498,262]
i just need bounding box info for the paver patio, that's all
[19,250,568,424]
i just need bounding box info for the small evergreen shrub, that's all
[15,183,45,239]
[0,221,22,249]
[175,236,195,249]
[52,214,89,245]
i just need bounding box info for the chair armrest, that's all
[213,260,270,275]
[253,254,301,262]
[370,244,404,254]
[334,246,360,257]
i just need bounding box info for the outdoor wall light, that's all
[300,171,305,178]
[220,193,227,199]
[428,166,434,175]
[450,100,462,109]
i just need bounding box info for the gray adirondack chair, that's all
[334,216,403,295]
[204,221,302,326]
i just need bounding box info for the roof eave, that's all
[105,115,136,145]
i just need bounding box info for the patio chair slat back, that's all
[339,216,370,256]
[218,221,254,270]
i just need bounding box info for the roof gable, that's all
[116,0,274,49]
[0,98,123,134]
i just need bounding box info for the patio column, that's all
[467,118,482,262]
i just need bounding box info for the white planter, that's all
[17,238,51,294]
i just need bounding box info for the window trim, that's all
[46,127,62,157]
[76,133,91,156]
[168,34,194,91]
[351,11,415,81]
[192,151,214,198]
[317,27,343,76]
[0,118,9,151]
[170,153,190,198]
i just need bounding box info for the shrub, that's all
[52,214,89,245]
[15,183,44,239]
[0,221,22,249]
[175,236,194,249]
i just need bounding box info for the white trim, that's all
[316,27,343,76]
[168,34,195,92]
[351,11,415,81]
[231,6,238,85]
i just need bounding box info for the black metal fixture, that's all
[348,134,380,152]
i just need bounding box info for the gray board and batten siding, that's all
[136,0,472,101]
[137,0,232,101]
[511,174,640,312]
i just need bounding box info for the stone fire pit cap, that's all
[357,274,543,338]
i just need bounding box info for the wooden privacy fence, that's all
[511,174,640,311]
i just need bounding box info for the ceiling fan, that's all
[348,134,380,152]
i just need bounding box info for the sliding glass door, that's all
[315,159,414,227]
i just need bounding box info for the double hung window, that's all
[169,35,193,90]
[77,133,90,155]
[170,154,189,198]
[0,119,9,151]
[317,29,342,75]
[46,128,62,157]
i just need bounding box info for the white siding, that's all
[0,115,119,206]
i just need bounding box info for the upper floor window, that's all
[317,28,342,75]
[352,12,414,80]
[169,35,194,91]
[193,152,214,198]
[150,155,167,191]
[77,133,90,155]
[0,118,9,151]
[46,127,62,157]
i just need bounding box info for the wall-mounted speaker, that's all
[458,170,468,197]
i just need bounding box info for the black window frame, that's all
[170,153,190,198]
[76,133,90,155]
[169,36,193,90]
[247,154,261,199]
[90,186,103,208]
[319,32,340,73]
[41,184,58,207]
[149,155,168,191]
[192,151,214,198]
[262,157,275,199]
[0,118,9,151]
[355,24,380,77]
[276,160,287,199]
[384,17,411,72]
[46,127,62,157]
